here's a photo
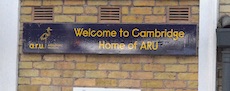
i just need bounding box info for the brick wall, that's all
[19,0,199,91]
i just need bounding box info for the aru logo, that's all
[29,27,63,50]
[40,27,52,41]
[29,27,52,49]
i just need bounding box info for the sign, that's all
[23,23,197,55]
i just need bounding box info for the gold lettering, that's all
[99,41,105,49]
[140,41,158,50]
[179,31,185,38]
[173,31,179,41]
[74,28,83,37]
[74,28,118,38]
[98,41,125,50]
[132,28,139,38]
[83,28,89,37]
[29,43,45,49]
[167,29,173,38]
[155,29,161,38]
[147,41,152,50]
[91,30,96,37]
[111,30,117,37]
[152,41,158,50]
[97,30,103,37]
[140,41,147,50]
[29,44,34,49]
[131,28,184,40]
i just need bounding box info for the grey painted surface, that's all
[0,0,19,91]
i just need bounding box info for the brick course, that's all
[19,0,199,91]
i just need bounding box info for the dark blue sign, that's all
[23,23,197,55]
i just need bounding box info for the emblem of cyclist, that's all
[40,27,52,41]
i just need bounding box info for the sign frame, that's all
[23,23,197,55]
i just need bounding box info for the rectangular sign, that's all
[23,23,197,55]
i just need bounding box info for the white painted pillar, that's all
[0,0,19,91]
[199,0,218,91]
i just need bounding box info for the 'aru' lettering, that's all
[140,41,158,50]
[29,43,45,49]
